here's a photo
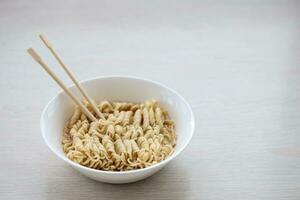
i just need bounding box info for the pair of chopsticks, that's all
[27,34,104,122]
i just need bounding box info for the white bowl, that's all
[41,76,195,184]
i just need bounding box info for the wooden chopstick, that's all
[38,34,105,120]
[27,48,98,122]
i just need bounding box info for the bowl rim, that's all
[41,75,195,174]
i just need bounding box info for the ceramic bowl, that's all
[41,76,195,184]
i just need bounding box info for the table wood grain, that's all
[1,0,300,199]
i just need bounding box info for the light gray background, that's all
[1,0,300,199]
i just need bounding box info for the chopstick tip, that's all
[38,33,44,39]
[39,33,51,48]
[27,48,42,62]
[27,47,34,54]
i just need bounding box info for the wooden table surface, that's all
[1,0,300,199]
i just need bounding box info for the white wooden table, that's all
[1,0,300,199]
